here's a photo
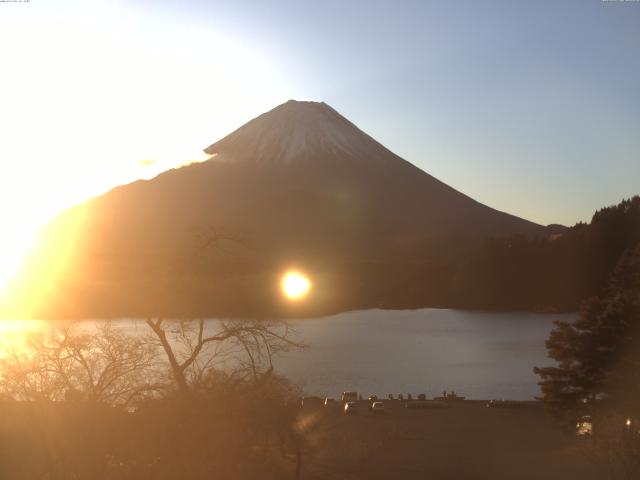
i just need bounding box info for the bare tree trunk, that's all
[145,318,190,394]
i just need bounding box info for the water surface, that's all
[0,309,572,400]
[274,309,572,400]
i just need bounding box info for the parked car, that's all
[417,393,426,401]
[300,396,323,409]
[324,397,338,407]
[576,415,593,436]
[434,391,465,402]
[371,401,385,414]
[342,391,358,402]
[344,401,359,415]
[623,417,640,437]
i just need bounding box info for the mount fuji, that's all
[9,100,559,319]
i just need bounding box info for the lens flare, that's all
[281,271,311,301]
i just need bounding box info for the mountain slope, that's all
[6,100,557,319]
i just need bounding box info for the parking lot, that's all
[296,400,599,480]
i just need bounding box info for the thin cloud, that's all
[137,159,157,168]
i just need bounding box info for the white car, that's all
[371,401,385,414]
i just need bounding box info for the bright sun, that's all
[0,2,290,303]
[281,271,312,301]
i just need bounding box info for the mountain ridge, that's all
[5,100,562,319]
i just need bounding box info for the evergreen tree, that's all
[534,242,640,425]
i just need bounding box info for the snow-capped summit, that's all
[204,100,392,165]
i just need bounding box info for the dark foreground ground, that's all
[0,397,608,479]
[297,401,599,480]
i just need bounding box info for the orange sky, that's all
[0,1,296,293]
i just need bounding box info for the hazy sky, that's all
[1,0,639,277]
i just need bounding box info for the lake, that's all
[0,309,574,401]
[273,308,573,401]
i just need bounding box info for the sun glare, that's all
[0,320,44,357]
[281,271,312,301]
[0,232,36,294]
[0,2,292,305]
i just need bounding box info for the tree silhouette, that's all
[0,321,160,406]
[144,318,302,394]
[534,242,640,425]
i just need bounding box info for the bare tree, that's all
[144,318,303,394]
[0,321,162,406]
[144,225,305,394]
